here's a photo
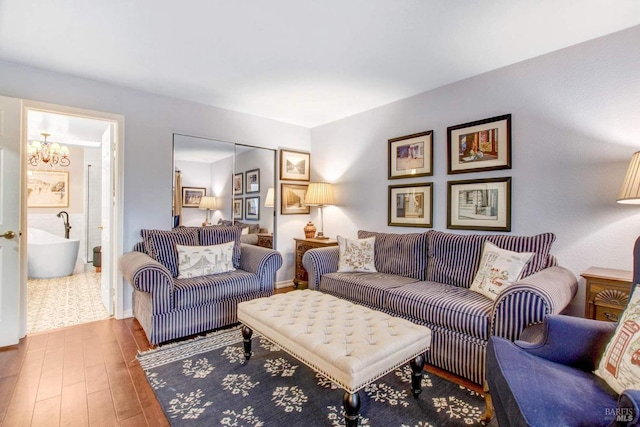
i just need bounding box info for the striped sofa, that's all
[302,230,578,385]
[119,225,283,345]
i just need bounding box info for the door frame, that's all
[21,100,125,333]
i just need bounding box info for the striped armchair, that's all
[302,230,578,385]
[119,226,282,345]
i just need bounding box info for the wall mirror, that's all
[173,133,276,248]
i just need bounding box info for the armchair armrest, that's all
[302,246,340,290]
[616,390,640,426]
[491,266,578,341]
[118,251,174,313]
[239,244,283,292]
[514,314,616,371]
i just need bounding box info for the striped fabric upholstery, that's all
[302,246,340,290]
[173,270,260,310]
[384,281,493,340]
[239,244,283,292]
[200,226,243,268]
[426,231,556,288]
[491,265,578,341]
[142,229,199,277]
[118,251,175,314]
[358,230,429,280]
[319,272,420,307]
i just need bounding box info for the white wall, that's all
[0,59,311,315]
[310,26,640,316]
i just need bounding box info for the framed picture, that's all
[27,170,69,208]
[233,173,243,195]
[388,183,433,228]
[245,169,260,194]
[280,149,310,181]
[233,198,243,220]
[388,130,433,179]
[281,183,310,215]
[181,187,206,208]
[245,196,260,220]
[447,114,511,174]
[447,177,511,231]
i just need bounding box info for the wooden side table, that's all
[581,267,632,322]
[256,233,273,249]
[294,237,338,288]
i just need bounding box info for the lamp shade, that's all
[617,152,640,204]
[304,182,335,206]
[198,196,218,210]
[264,187,275,207]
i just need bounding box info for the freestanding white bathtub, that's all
[28,228,80,279]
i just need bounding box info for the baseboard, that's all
[121,309,133,319]
[275,280,295,289]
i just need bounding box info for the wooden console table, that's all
[581,267,632,322]
[256,233,273,249]
[294,237,338,288]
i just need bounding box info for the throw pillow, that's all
[337,236,377,273]
[357,230,429,280]
[176,242,236,278]
[469,242,534,300]
[141,229,200,277]
[595,286,640,394]
[200,225,243,268]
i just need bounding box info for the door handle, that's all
[1,230,16,240]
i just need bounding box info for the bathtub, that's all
[28,228,80,279]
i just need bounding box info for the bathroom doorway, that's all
[25,108,116,333]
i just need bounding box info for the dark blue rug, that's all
[138,326,491,426]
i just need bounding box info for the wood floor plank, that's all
[83,337,105,368]
[85,363,109,394]
[128,359,168,427]
[45,330,67,352]
[36,348,64,401]
[31,395,60,427]
[0,375,18,421]
[60,381,89,427]
[87,388,118,427]
[105,360,143,421]
[0,339,28,379]
[63,341,86,387]
[2,346,45,426]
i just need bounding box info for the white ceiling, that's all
[2,1,640,128]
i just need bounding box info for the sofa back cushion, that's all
[141,228,200,277]
[426,231,556,288]
[357,230,429,280]
[200,225,243,268]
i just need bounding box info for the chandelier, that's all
[28,133,71,167]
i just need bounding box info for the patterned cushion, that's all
[384,281,494,340]
[200,226,243,268]
[426,231,556,288]
[469,242,534,300]
[142,229,199,277]
[337,236,377,273]
[176,242,236,279]
[319,272,420,307]
[595,286,640,394]
[357,230,429,280]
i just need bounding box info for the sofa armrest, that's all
[239,244,283,292]
[491,266,578,341]
[616,390,640,426]
[302,246,340,290]
[513,314,616,371]
[118,251,175,313]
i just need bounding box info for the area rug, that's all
[138,326,491,426]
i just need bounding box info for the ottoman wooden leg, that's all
[241,326,253,360]
[410,354,425,397]
[343,391,360,427]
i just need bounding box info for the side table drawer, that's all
[581,267,632,321]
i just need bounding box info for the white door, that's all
[100,124,114,315]
[0,95,22,347]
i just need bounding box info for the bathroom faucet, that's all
[56,211,71,239]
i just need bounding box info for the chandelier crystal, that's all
[28,133,71,167]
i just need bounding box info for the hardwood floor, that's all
[0,317,167,427]
[0,284,484,426]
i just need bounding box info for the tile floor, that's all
[27,270,110,334]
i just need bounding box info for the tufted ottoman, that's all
[237,289,432,427]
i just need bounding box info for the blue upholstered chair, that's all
[486,240,640,426]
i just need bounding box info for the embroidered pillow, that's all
[200,225,242,268]
[141,229,199,276]
[470,242,534,300]
[595,286,640,394]
[337,236,377,273]
[176,242,235,278]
